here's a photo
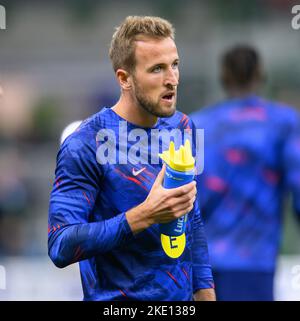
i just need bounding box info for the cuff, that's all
[193,264,215,292]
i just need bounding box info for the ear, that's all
[116,69,132,91]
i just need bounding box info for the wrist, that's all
[126,201,153,234]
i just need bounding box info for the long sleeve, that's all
[48,133,134,268]
[187,118,214,292]
[282,111,300,223]
[191,198,215,293]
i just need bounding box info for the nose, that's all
[164,67,179,88]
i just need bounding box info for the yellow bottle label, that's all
[159,140,195,172]
[161,233,186,258]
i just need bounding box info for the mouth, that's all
[161,92,176,103]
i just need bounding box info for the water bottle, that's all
[159,139,195,237]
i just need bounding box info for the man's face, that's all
[130,36,179,118]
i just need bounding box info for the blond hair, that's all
[109,16,175,72]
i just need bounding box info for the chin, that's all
[140,101,176,118]
[160,106,176,117]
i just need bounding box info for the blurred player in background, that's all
[190,45,300,301]
[48,16,215,301]
[60,120,82,145]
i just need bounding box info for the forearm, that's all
[48,212,133,268]
[194,288,216,301]
[125,202,153,234]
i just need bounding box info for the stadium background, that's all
[0,0,300,300]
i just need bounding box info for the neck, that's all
[226,84,259,99]
[112,93,158,128]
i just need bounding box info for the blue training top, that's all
[48,107,214,301]
[190,95,300,272]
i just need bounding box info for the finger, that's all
[175,208,192,219]
[173,193,196,208]
[168,189,196,207]
[167,180,196,197]
[153,163,166,187]
[172,195,196,211]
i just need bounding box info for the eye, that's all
[172,61,179,69]
[152,65,162,73]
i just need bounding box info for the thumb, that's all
[154,163,166,187]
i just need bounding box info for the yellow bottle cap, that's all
[159,140,195,172]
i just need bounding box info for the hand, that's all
[126,164,197,234]
[193,288,216,301]
[143,164,197,224]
